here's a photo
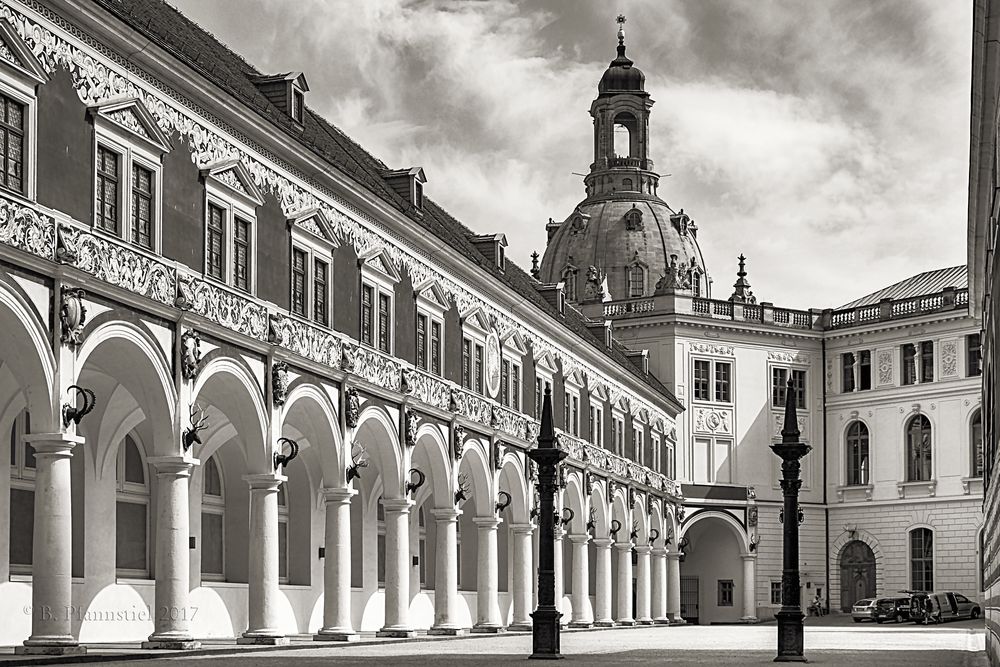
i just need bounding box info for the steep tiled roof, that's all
[93,0,680,409]
[837,266,968,309]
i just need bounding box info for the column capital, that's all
[651,547,669,557]
[322,487,357,503]
[634,545,652,556]
[614,541,634,553]
[741,553,758,562]
[509,523,535,535]
[472,516,502,529]
[381,497,414,514]
[567,533,591,545]
[148,455,199,477]
[665,551,682,561]
[24,433,84,458]
[243,472,286,490]
[430,507,462,522]
[592,537,614,549]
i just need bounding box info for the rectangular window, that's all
[771,581,782,605]
[463,339,472,390]
[313,259,328,325]
[841,353,855,393]
[474,343,484,394]
[902,344,917,385]
[920,341,933,383]
[96,145,120,233]
[431,321,442,375]
[292,90,304,123]
[858,350,872,390]
[614,415,625,456]
[693,360,711,401]
[772,367,789,406]
[115,501,147,572]
[200,512,224,576]
[718,580,734,607]
[501,359,510,406]
[206,203,225,280]
[910,529,933,592]
[9,488,33,567]
[361,284,374,346]
[233,217,250,292]
[968,334,982,377]
[291,248,306,317]
[416,314,428,370]
[715,362,732,402]
[572,395,579,436]
[511,363,520,411]
[0,95,24,194]
[131,164,153,249]
[377,292,391,353]
[791,369,806,409]
[278,520,288,581]
[666,442,675,479]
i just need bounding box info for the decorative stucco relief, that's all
[876,349,894,387]
[768,351,811,364]
[940,339,958,378]
[693,407,733,435]
[689,342,734,356]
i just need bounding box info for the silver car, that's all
[852,598,877,622]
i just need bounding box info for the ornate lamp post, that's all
[527,387,567,660]
[771,378,811,662]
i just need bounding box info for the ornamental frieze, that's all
[492,404,528,442]
[270,314,341,369]
[0,192,53,259]
[689,342,735,356]
[175,274,268,340]
[773,412,809,440]
[693,407,732,435]
[60,225,175,304]
[0,2,675,435]
[767,350,811,364]
[451,388,491,427]
[406,370,451,411]
[350,345,403,391]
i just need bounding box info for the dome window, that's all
[624,205,643,231]
[622,178,634,191]
[627,261,646,298]
[561,264,578,302]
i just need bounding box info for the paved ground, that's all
[0,618,986,666]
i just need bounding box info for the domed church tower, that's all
[539,16,710,303]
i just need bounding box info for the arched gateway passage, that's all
[839,540,876,611]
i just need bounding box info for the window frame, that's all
[845,420,870,487]
[905,414,933,482]
[277,484,290,584]
[718,579,734,607]
[908,527,934,593]
[771,365,807,409]
[92,125,164,252]
[203,170,259,294]
[590,402,605,448]
[115,433,150,579]
[967,333,983,378]
[359,250,399,355]
[415,283,448,377]
[691,356,735,405]
[200,455,226,581]
[0,48,41,202]
[971,409,984,479]
[8,408,34,574]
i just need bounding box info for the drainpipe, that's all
[822,337,831,614]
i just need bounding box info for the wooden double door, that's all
[839,540,876,611]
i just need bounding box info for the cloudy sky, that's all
[171,0,971,309]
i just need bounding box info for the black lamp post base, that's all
[774,609,807,662]
[529,608,563,660]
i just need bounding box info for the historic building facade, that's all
[0,0,687,653]
[540,19,984,626]
[970,0,999,663]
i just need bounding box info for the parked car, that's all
[851,598,877,622]
[907,592,981,624]
[874,597,911,623]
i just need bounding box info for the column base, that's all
[471,624,506,634]
[313,631,359,642]
[615,619,636,627]
[593,620,616,628]
[428,626,467,636]
[376,628,417,638]
[568,621,593,628]
[16,644,88,656]
[653,618,671,625]
[142,639,201,650]
[637,619,655,625]
[507,622,532,632]
[741,616,760,624]
[237,634,289,645]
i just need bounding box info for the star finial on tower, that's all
[616,14,627,47]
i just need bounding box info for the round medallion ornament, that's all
[485,331,501,397]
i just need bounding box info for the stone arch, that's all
[0,275,55,431]
[649,499,665,548]
[563,470,587,534]
[193,356,269,474]
[631,495,649,544]
[830,528,884,611]
[354,403,404,497]
[457,437,493,517]
[280,382,342,483]
[610,485,630,538]
[410,422,451,508]
[680,509,749,555]
[497,452,529,524]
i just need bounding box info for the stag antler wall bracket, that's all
[62,385,96,427]
[274,437,299,471]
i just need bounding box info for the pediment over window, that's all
[501,330,528,356]
[288,206,337,246]
[201,159,264,207]
[460,306,492,335]
[534,350,558,376]
[413,278,450,311]
[0,20,47,86]
[358,247,400,283]
[89,98,173,154]
[592,382,610,403]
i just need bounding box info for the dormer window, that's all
[468,233,508,271]
[384,167,427,210]
[250,72,309,125]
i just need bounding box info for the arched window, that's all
[561,267,577,302]
[846,421,869,486]
[116,434,149,577]
[906,415,932,482]
[691,271,701,297]
[613,112,638,158]
[909,527,933,592]
[201,456,225,580]
[627,264,645,298]
[971,410,983,478]
[277,485,289,583]
[621,178,633,191]
[8,409,33,573]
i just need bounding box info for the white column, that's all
[666,552,683,623]
[635,545,652,624]
[17,435,86,656]
[509,523,534,631]
[568,534,591,627]
[553,527,565,625]
[652,547,669,623]
[741,555,758,622]
[472,516,502,632]
[592,538,614,627]
[144,456,200,650]
[314,487,358,641]
[377,498,416,638]
[239,473,288,645]
[428,508,463,635]
[614,542,635,625]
